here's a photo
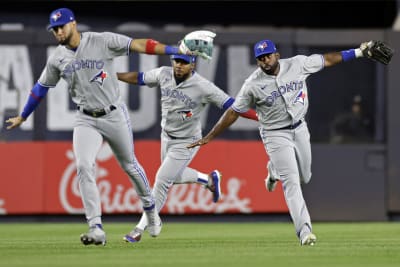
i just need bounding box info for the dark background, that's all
[0,0,397,29]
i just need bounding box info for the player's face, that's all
[256,52,280,75]
[51,22,75,46]
[172,59,194,82]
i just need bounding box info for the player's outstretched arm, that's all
[130,39,180,55]
[324,40,394,67]
[6,82,49,130]
[187,108,240,148]
[130,31,216,59]
[117,72,139,84]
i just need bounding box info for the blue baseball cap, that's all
[171,54,196,63]
[47,8,75,30]
[254,39,277,58]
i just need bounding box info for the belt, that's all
[272,120,302,131]
[78,105,116,118]
[165,131,186,140]
[166,132,180,140]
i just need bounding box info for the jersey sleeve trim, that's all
[222,97,234,110]
[319,54,325,71]
[38,81,57,88]
[231,105,249,113]
[127,38,133,56]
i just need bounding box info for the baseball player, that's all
[188,39,384,246]
[5,7,213,246]
[116,54,258,243]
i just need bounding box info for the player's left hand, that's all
[5,116,25,130]
[179,30,216,60]
[360,40,394,65]
[187,138,209,148]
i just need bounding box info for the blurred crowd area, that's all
[0,1,396,31]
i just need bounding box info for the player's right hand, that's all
[5,116,25,130]
[187,138,209,149]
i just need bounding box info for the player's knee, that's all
[281,177,301,193]
[76,161,96,181]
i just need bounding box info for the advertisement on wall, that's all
[0,141,288,215]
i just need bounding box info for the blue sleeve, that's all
[20,82,50,119]
[222,97,235,111]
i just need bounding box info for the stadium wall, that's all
[0,28,398,221]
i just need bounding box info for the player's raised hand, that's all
[5,116,25,130]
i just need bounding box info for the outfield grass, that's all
[0,222,399,267]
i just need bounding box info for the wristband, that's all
[165,45,179,55]
[145,39,159,54]
[341,48,363,62]
[341,49,356,62]
[138,72,145,85]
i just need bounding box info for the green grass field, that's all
[0,222,399,267]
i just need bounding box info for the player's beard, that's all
[261,61,279,76]
[173,72,191,85]
[58,32,73,46]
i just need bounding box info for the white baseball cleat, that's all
[300,233,317,246]
[265,162,278,192]
[145,207,162,237]
[80,225,106,246]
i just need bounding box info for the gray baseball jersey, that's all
[231,54,324,242]
[232,54,324,129]
[37,31,154,226]
[142,66,231,138]
[38,31,129,109]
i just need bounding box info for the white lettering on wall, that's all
[0,45,33,130]
[0,198,6,214]
[59,143,252,214]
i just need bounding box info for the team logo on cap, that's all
[51,12,62,22]
[294,90,307,105]
[257,42,268,51]
[90,70,108,86]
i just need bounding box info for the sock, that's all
[196,172,209,186]
[136,213,148,231]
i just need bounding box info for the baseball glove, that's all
[360,40,394,65]
[179,30,216,60]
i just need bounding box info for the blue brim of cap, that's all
[171,54,193,63]
[47,22,67,31]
